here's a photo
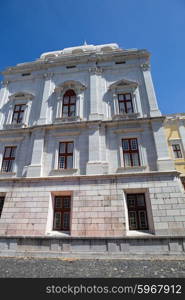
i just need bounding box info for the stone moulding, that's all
[2,49,150,75]
[0,170,180,182]
[0,236,185,258]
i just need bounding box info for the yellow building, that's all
[164,113,185,187]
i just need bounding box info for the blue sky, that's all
[0,0,185,114]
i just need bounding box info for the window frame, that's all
[58,141,74,169]
[126,193,149,231]
[118,93,134,114]
[1,146,17,173]
[122,138,141,167]
[172,143,183,159]
[12,104,26,124]
[62,89,76,118]
[6,92,34,127]
[53,195,71,231]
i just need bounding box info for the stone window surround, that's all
[52,136,78,175]
[53,195,71,231]
[123,188,155,236]
[109,80,139,117]
[0,139,22,176]
[118,132,146,171]
[122,138,141,167]
[54,81,86,122]
[46,191,72,236]
[5,92,35,128]
[168,139,184,160]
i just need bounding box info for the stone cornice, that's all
[0,235,185,240]
[1,49,150,75]
[2,63,142,84]
[0,116,166,135]
[0,170,180,182]
[0,136,24,142]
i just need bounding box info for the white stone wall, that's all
[0,119,174,178]
[0,48,161,129]
[0,173,184,237]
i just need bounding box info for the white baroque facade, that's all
[0,43,185,256]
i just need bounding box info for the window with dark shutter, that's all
[1,146,17,172]
[122,138,140,167]
[118,93,133,114]
[53,196,71,231]
[172,144,182,158]
[12,104,26,124]
[58,142,73,169]
[62,89,76,117]
[127,193,149,230]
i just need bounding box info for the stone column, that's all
[141,64,161,117]
[37,72,54,125]
[89,67,103,120]
[151,119,175,171]
[26,129,45,177]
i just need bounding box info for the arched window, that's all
[62,89,76,117]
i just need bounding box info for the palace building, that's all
[0,43,185,257]
[164,113,185,189]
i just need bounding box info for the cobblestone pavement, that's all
[0,257,185,278]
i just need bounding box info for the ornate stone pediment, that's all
[109,79,138,90]
[9,91,35,101]
[54,80,86,93]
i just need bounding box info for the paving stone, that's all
[0,257,185,278]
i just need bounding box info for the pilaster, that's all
[141,64,161,117]
[37,72,54,125]
[88,67,104,120]
[151,119,175,171]
[26,129,45,177]
[86,123,108,174]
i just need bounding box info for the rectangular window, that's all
[53,196,71,231]
[0,197,5,218]
[12,104,26,124]
[1,146,17,172]
[58,142,74,169]
[127,193,148,230]
[122,138,140,167]
[118,93,133,114]
[172,144,182,158]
